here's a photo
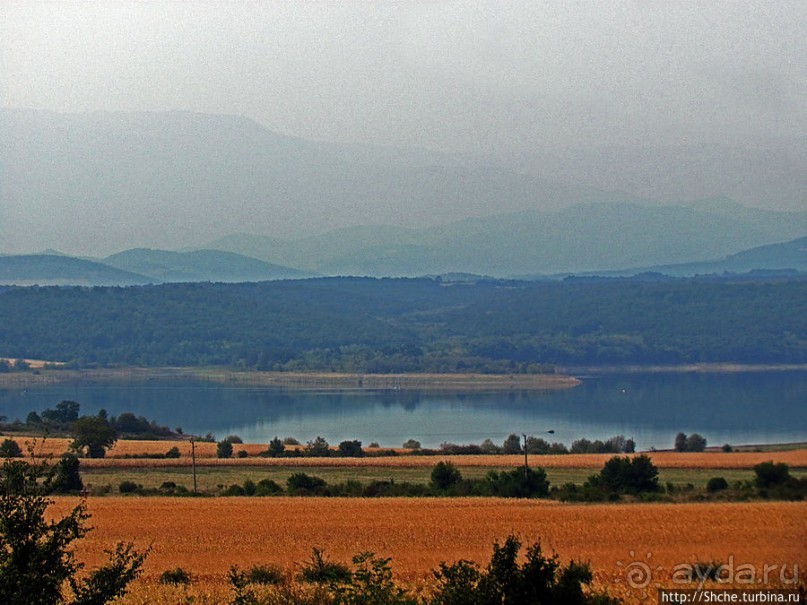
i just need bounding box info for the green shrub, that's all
[287,473,328,494]
[237,450,248,458]
[686,433,707,452]
[255,479,283,496]
[246,564,284,585]
[165,446,181,459]
[217,440,234,459]
[330,552,415,605]
[594,455,659,495]
[337,439,363,458]
[754,461,790,488]
[431,534,619,604]
[118,480,138,494]
[299,547,352,584]
[706,477,729,493]
[228,565,257,605]
[222,484,246,496]
[52,453,84,494]
[159,567,192,585]
[0,455,147,604]
[265,437,286,457]
[305,436,331,457]
[484,467,549,498]
[430,461,462,491]
[0,438,22,458]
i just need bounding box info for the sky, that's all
[2,1,806,154]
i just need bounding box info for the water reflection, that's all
[0,372,804,450]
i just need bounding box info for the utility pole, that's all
[191,439,197,495]
[523,430,555,480]
[522,433,529,480]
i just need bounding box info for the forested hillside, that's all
[0,277,804,371]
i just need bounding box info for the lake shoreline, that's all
[0,367,581,391]
[0,363,805,390]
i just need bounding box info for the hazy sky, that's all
[2,1,805,153]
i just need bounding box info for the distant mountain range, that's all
[0,230,804,287]
[3,108,803,258]
[1,108,804,281]
[205,199,806,276]
[103,249,310,283]
[0,249,310,286]
[565,236,807,279]
[0,108,643,256]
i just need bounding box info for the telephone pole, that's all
[191,439,197,495]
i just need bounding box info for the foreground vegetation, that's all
[0,276,804,370]
[52,497,806,605]
[3,439,804,603]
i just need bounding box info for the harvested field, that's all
[6,436,806,469]
[49,498,805,604]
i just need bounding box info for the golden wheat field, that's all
[50,497,805,604]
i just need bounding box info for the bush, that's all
[265,436,285,457]
[159,567,192,585]
[52,453,84,494]
[686,433,707,452]
[299,547,352,584]
[337,439,363,458]
[402,439,421,449]
[217,440,234,459]
[330,552,415,605]
[592,455,659,495]
[754,461,791,488]
[246,564,284,585]
[484,467,549,498]
[255,479,283,496]
[71,414,118,458]
[431,534,619,604]
[305,436,331,457]
[119,480,139,494]
[706,477,729,493]
[165,446,181,459]
[502,433,523,454]
[430,461,462,491]
[287,473,328,494]
[237,449,248,458]
[0,438,22,458]
[222,484,246,496]
[0,455,147,604]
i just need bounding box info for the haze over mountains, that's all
[2,109,805,262]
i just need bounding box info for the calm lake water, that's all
[1,372,805,450]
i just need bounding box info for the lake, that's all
[0,371,805,450]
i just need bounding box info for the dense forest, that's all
[0,276,804,371]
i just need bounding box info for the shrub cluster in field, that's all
[216,463,552,499]
[161,537,620,605]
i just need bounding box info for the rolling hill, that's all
[205,200,807,276]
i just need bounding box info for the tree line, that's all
[0,276,804,371]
